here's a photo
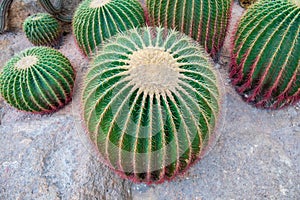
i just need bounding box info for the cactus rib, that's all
[0,0,13,33]
[230,0,300,109]
[82,27,221,183]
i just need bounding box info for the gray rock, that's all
[0,114,131,200]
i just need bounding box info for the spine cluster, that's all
[0,47,75,113]
[230,0,300,109]
[82,27,220,183]
[73,0,145,57]
[146,0,232,59]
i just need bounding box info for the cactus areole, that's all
[72,0,145,57]
[0,47,75,113]
[146,0,232,59]
[230,0,300,109]
[82,27,221,184]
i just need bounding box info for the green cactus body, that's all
[230,0,300,109]
[72,0,145,57]
[0,47,75,113]
[82,27,220,183]
[146,0,232,59]
[23,13,61,46]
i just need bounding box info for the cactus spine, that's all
[146,0,232,59]
[230,0,300,109]
[0,0,13,33]
[73,0,145,57]
[0,47,75,113]
[23,13,61,46]
[82,27,220,183]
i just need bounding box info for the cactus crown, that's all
[0,47,75,113]
[82,27,220,183]
[23,13,61,46]
[230,0,300,109]
[89,0,111,7]
[146,0,232,59]
[73,0,145,57]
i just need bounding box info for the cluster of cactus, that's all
[82,27,220,183]
[0,47,75,113]
[0,0,13,33]
[23,13,61,46]
[38,0,73,22]
[230,0,300,109]
[3,0,299,186]
[146,0,232,59]
[72,0,145,57]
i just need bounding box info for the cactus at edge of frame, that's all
[146,0,232,60]
[230,0,300,109]
[72,0,145,57]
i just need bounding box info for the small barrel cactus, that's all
[82,27,220,183]
[146,0,232,59]
[230,0,300,109]
[73,0,145,57]
[23,13,61,46]
[0,47,75,113]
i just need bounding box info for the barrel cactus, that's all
[146,0,232,59]
[23,13,61,46]
[0,47,75,113]
[82,27,220,183]
[73,0,145,57]
[230,0,300,109]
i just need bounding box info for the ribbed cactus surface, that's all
[0,47,75,113]
[73,0,145,57]
[82,27,220,183]
[146,0,232,59]
[23,13,61,46]
[230,0,300,109]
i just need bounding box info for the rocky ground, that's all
[0,0,299,199]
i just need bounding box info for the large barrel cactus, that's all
[230,0,300,109]
[82,27,220,183]
[73,0,145,57]
[0,47,75,113]
[146,0,232,59]
[23,13,61,46]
